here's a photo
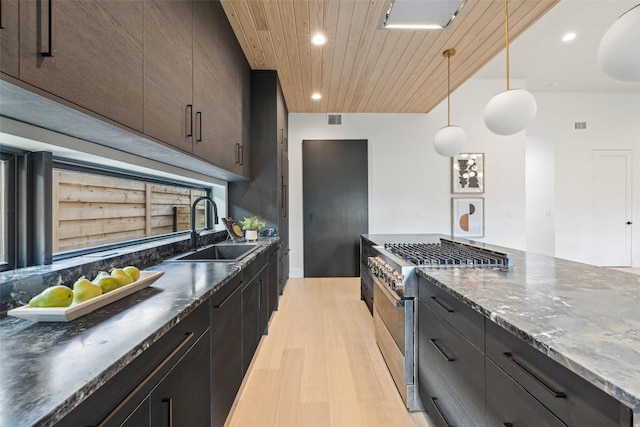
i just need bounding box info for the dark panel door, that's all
[303,139,368,277]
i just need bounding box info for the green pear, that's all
[122,266,141,282]
[28,286,73,308]
[110,268,133,287]
[72,276,102,304]
[93,271,119,293]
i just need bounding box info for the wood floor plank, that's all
[227,278,431,427]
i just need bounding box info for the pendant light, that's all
[598,4,640,82]
[434,48,466,157]
[484,0,537,136]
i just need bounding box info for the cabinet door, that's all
[143,0,193,152]
[268,248,279,314]
[486,359,566,427]
[19,0,143,131]
[257,266,269,336]
[0,0,19,77]
[211,282,243,427]
[241,277,259,374]
[120,398,150,427]
[150,329,211,427]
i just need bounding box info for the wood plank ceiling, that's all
[220,0,560,113]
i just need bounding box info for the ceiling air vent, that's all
[574,122,587,130]
[328,114,342,125]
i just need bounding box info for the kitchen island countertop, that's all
[365,233,640,424]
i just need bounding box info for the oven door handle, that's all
[371,273,404,307]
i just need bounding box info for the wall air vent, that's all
[328,114,342,125]
[575,122,587,130]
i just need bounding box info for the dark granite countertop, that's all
[365,234,640,424]
[0,238,278,427]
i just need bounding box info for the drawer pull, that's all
[162,398,174,427]
[504,424,513,427]
[430,338,455,362]
[431,296,454,313]
[431,397,454,427]
[504,352,567,398]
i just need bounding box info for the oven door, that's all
[372,274,411,404]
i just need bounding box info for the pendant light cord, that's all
[505,0,510,91]
[447,52,451,126]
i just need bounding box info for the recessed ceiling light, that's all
[562,32,576,42]
[311,93,322,100]
[311,34,326,45]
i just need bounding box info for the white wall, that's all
[288,79,529,277]
[530,93,640,266]
[289,83,640,276]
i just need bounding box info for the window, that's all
[0,151,17,272]
[52,166,210,256]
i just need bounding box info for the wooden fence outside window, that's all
[52,170,206,253]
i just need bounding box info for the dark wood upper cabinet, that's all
[18,0,144,132]
[143,0,193,153]
[193,0,250,178]
[0,0,20,78]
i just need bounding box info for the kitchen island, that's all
[0,238,279,427]
[363,234,640,426]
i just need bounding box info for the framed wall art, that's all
[452,153,484,194]
[452,197,484,238]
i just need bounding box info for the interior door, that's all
[303,139,368,277]
[592,150,633,266]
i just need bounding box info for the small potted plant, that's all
[239,216,266,241]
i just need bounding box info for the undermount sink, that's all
[169,243,259,262]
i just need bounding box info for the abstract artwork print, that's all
[452,198,484,237]
[452,153,484,194]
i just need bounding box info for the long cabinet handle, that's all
[431,296,454,313]
[186,105,193,138]
[195,111,202,142]
[430,338,455,362]
[235,143,240,164]
[430,397,454,427]
[256,279,261,309]
[239,145,244,165]
[214,281,243,308]
[97,332,195,426]
[1,0,5,30]
[162,398,174,427]
[503,352,567,398]
[504,424,513,427]
[41,0,54,56]
[283,184,287,217]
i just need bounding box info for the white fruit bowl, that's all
[7,271,164,322]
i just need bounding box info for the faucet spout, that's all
[190,196,219,250]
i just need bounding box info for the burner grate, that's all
[384,241,510,267]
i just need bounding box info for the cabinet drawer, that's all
[487,358,566,427]
[418,275,484,351]
[419,300,485,423]
[417,350,481,427]
[486,320,632,427]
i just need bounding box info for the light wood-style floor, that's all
[226,277,431,427]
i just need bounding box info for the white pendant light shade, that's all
[434,125,466,157]
[597,4,640,82]
[484,89,537,136]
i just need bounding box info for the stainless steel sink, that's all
[168,243,259,262]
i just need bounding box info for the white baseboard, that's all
[290,268,304,278]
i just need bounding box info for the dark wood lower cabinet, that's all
[416,274,632,427]
[210,279,243,427]
[120,397,150,426]
[486,359,566,427]
[150,329,211,427]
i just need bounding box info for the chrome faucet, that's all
[190,196,219,250]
